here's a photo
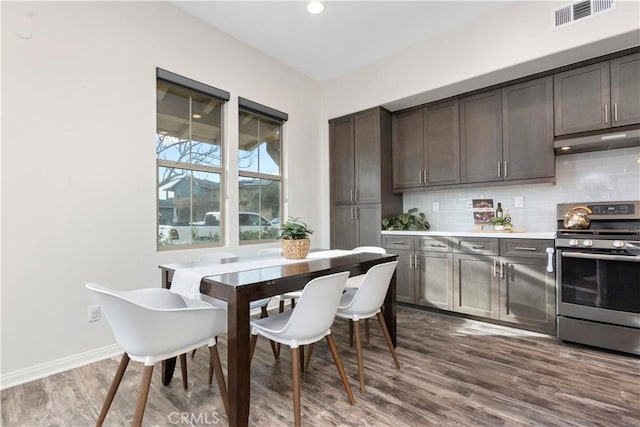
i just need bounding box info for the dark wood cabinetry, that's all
[330,108,401,249]
[387,234,556,334]
[392,101,459,189]
[554,53,640,135]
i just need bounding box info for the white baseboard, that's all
[0,344,121,390]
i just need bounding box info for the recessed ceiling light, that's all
[192,113,202,119]
[307,1,325,15]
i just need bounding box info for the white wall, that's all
[0,1,322,385]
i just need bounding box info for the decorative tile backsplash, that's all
[403,147,640,232]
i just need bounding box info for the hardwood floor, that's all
[2,306,639,426]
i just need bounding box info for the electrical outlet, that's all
[515,196,524,208]
[432,202,439,212]
[465,201,473,210]
[88,305,100,322]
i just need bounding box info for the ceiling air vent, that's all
[554,0,616,29]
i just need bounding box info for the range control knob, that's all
[612,240,626,249]
[568,239,580,247]
[582,239,594,247]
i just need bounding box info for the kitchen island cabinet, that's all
[383,232,556,334]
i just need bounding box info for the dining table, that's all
[159,250,398,427]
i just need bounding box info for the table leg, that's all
[226,290,251,427]
[383,270,397,347]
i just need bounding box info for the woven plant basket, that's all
[281,238,310,260]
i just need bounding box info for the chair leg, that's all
[179,353,188,389]
[209,345,229,417]
[279,299,285,313]
[365,319,370,343]
[304,342,314,371]
[325,334,355,405]
[291,299,296,309]
[190,348,197,358]
[132,364,154,427]
[96,353,129,427]
[353,319,366,394]
[299,345,305,373]
[349,320,354,347]
[377,312,401,369]
[291,347,302,427]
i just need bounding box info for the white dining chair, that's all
[194,252,277,359]
[85,283,229,427]
[335,261,400,393]
[248,271,355,427]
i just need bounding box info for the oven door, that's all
[557,250,640,328]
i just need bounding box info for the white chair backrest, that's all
[352,246,386,255]
[275,271,349,342]
[258,247,282,258]
[341,261,398,314]
[85,283,226,359]
[198,252,237,263]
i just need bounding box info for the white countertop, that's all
[381,230,556,239]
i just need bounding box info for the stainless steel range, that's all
[556,200,640,355]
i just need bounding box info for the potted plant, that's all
[490,216,513,231]
[382,208,430,231]
[279,217,314,259]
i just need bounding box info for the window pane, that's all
[156,81,222,167]
[158,166,222,246]
[238,111,281,175]
[238,176,280,242]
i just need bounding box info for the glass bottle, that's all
[496,202,503,219]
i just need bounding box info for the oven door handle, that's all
[561,251,640,262]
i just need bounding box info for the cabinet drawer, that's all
[383,236,414,251]
[453,237,499,255]
[500,239,554,258]
[417,236,453,252]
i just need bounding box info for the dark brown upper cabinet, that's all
[460,89,503,184]
[610,53,640,127]
[502,76,554,181]
[392,100,459,189]
[554,53,640,135]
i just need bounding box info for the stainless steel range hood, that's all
[554,128,640,155]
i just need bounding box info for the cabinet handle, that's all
[409,254,413,268]
[428,244,447,248]
[354,208,358,221]
[389,241,406,245]
[418,169,423,184]
[414,254,419,270]
[604,104,609,124]
[354,188,358,202]
[350,189,353,202]
[423,169,428,183]
[497,161,502,177]
[514,247,537,251]
[471,245,485,249]
[500,261,505,279]
[493,259,498,277]
[504,161,508,177]
[614,103,619,123]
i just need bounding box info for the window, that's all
[238,98,287,243]
[156,69,229,248]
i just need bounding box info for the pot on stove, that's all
[563,206,593,230]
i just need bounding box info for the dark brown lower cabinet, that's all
[386,234,556,334]
[331,204,382,250]
[453,254,500,319]
[500,255,556,334]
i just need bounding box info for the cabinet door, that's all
[329,116,355,204]
[330,205,357,250]
[424,100,460,185]
[392,108,423,189]
[388,249,415,304]
[611,53,640,127]
[453,254,500,319]
[416,252,453,310]
[460,90,503,184]
[554,61,610,135]
[354,109,381,204]
[500,256,556,334]
[502,76,554,181]
[355,204,382,247]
